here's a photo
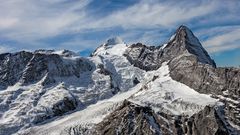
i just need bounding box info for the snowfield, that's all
[19,62,219,135]
[0,37,222,135]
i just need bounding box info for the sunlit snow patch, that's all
[130,62,218,116]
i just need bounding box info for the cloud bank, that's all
[0,0,239,58]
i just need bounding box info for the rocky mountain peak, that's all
[123,25,216,72]
[165,25,216,67]
[173,25,201,46]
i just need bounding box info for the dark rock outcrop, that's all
[165,25,216,67]
[124,43,162,71]
[0,50,93,88]
[184,105,230,135]
[0,51,33,89]
[169,57,240,130]
[52,96,77,116]
[92,100,231,135]
[93,100,162,135]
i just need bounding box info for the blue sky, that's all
[0,0,239,67]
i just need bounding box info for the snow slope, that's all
[130,62,218,116]
[20,62,219,135]
[0,39,146,135]
[20,82,143,135]
[92,43,127,56]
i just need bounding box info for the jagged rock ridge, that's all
[92,100,230,135]
[124,25,216,71]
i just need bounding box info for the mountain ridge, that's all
[0,25,239,135]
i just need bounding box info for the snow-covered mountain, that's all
[0,26,239,135]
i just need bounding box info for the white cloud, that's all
[0,0,91,44]
[58,38,100,52]
[0,0,218,42]
[81,0,217,30]
[206,44,240,53]
[0,18,18,29]
[0,0,239,56]
[202,28,240,53]
[0,45,14,53]
[120,29,170,46]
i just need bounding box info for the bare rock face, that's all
[165,25,216,67]
[0,50,93,87]
[92,100,230,135]
[184,105,230,135]
[0,51,33,89]
[167,28,240,129]
[169,56,240,130]
[124,43,162,71]
[93,100,162,135]
[21,52,93,85]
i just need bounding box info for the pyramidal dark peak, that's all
[123,25,216,71]
[166,25,216,67]
[174,25,201,46]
